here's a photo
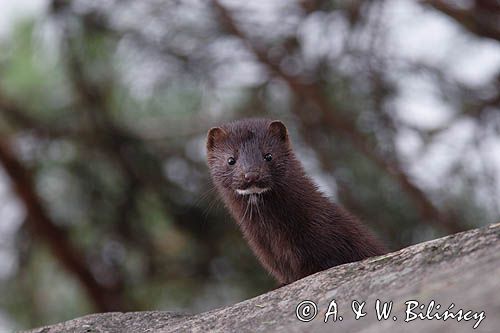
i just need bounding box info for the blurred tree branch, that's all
[0,89,71,138]
[422,0,500,41]
[0,136,128,312]
[211,0,464,234]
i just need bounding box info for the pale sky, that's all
[0,0,48,38]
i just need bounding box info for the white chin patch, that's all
[236,186,270,195]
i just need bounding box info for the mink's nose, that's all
[244,171,260,183]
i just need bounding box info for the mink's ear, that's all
[268,120,288,142]
[207,127,227,151]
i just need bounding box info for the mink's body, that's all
[206,118,386,285]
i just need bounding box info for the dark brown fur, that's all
[206,118,387,284]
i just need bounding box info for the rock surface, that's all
[25,223,500,333]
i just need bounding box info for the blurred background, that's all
[0,0,499,330]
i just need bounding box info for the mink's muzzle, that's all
[234,171,271,191]
[235,186,270,196]
[244,171,260,183]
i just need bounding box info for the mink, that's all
[206,118,387,285]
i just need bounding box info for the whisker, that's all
[255,193,264,225]
[249,196,255,220]
[202,195,222,219]
[242,197,250,222]
[195,182,217,207]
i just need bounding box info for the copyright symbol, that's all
[295,300,318,322]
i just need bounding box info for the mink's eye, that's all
[227,157,236,165]
[264,153,273,162]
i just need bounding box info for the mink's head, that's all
[206,118,292,197]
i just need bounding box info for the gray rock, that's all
[25,223,500,333]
